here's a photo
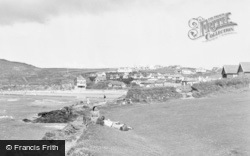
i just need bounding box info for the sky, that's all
[0,0,249,69]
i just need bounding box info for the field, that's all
[81,89,250,156]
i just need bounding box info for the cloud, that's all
[0,0,164,25]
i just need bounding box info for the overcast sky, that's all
[0,0,249,69]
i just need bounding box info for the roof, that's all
[239,62,250,72]
[77,75,85,80]
[222,65,238,74]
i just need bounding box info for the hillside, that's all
[0,59,115,89]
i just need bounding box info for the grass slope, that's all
[80,90,250,156]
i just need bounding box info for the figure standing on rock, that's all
[103,95,106,102]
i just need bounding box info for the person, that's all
[96,116,105,126]
[86,98,90,105]
[90,106,100,123]
[103,118,133,131]
[103,95,106,102]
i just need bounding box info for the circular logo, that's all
[6,145,12,150]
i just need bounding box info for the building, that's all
[117,67,133,73]
[75,75,87,89]
[94,72,107,83]
[154,80,165,87]
[221,65,238,78]
[140,80,155,88]
[181,78,198,86]
[107,73,120,80]
[196,68,207,73]
[108,81,126,89]
[237,62,250,76]
[181,69,195,75]
[94,76,106,83]
[96,72,106,78]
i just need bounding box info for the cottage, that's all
[155,80,165,87]
[140,80,155,88]
[108,73,120,80]
[196,68,207,73]
[181,69,195,75]
[75,75,87,89]
[96,72,106,78]
[117,67,133,73]
[108,81,126,89]
[221,65,238,78]
[181,78,197,86]
[237,62,250,76]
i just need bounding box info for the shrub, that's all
[192,77,250,98]
[126,87,182,102]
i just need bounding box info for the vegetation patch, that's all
[192,76,250,98]
[126,87,182,102]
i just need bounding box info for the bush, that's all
[192,77,250,98]
[126,87,182,102]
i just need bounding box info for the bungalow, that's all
[75,75,87,89]
[181,78,197,86]
[117,67,133,73]
[122,73,130,79]
[196,68,207,73]
[96,72,106,78]
[155,80,165,87]
[171,74,184,81]
[108,73,120,80]
[181,69,195,75]
[221,65,238,78]
[140,80,155,88]
[94,76,106,84]
[108,81,126,89]
[131,80,142,85]
[237,62,250,76]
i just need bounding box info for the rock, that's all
[22,118,32,122]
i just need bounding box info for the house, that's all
[131,80,142,85]
[122,72,130,79]
[75,75,87,89]
[157,74,165,79]
[89,73,97,77]
[155,80,165,87]
[140,80,155,88]
[94,72,107,83]
[181,78,197,86]
[107,73,120,80]
[221,65,238,78]
[181,69,195,75]
[96,72,106,78]
[237,62,250,76]
[196,68,207,73]
[117,67,133,73]
[94,76,106,83]
[108,81,126,89]
[171,74,184,81]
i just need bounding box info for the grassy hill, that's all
[0,59,115,89]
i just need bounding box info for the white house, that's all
[75,75,87,89]
[117,67,133,73]
[196,68,207,73]
[181,69,195,75]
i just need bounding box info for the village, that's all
[73,62,250,91]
